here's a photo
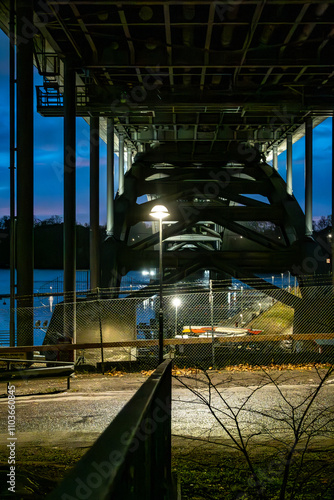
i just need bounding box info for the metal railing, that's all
[36,85,104,110]
[46,360,174,500]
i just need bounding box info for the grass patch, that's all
[172,447,334,500]
[246,302,294,335]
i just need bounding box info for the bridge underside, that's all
[102,143,329,288]
[1,1,334,344]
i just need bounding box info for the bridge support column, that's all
[119,133,125,195]
[286,133,293,196]
[272,145,278,171]
[305,118,313,236]
[63,57,76,343]
[106,118,114,236]
[9,0,15,346]
[332,112,334,283]
[127,146,132,172]
[16,0,34,346]
[90,116,100,290]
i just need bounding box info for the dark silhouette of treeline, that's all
[0,216,90,269]
[0,214,332,269]
[0,216,152,269]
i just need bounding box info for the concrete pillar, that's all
[305,118,313,236]
[9,0,15,346]
[127,146,132,172]
[272,145,278,171]
[16,0,34,346]
[63,57,76,342]
[90,116,100,290]
[119,134,125,195]
[286,133,293,196]
[332,113,334,283]
[106,118,114,236]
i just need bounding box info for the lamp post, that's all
[150,205,169,364]
[240,285,243,320]
[172,297,181,335]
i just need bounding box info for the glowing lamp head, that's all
[172,297,181,308]
[150,205,169,220]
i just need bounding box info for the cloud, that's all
[76,157,90,168]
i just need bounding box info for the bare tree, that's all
[173,365,334,500]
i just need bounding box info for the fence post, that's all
[97,287,104,374]
[210,280,215,368]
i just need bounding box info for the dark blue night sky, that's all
[276,118,332,217]
[0,30,332,224]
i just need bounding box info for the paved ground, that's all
[0,366,333,497]
[0,368,333,445]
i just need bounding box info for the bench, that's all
[0,357,75,393]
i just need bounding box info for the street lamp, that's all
[240,286,243,319]
[150,205,169,364]
[172,297,181,335]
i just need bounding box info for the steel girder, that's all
[101,144,329,288]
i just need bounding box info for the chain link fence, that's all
[2,277,334,369]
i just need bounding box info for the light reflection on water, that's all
[0,269,90,342]
[0,269,151,340]
[0,269,293,344]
